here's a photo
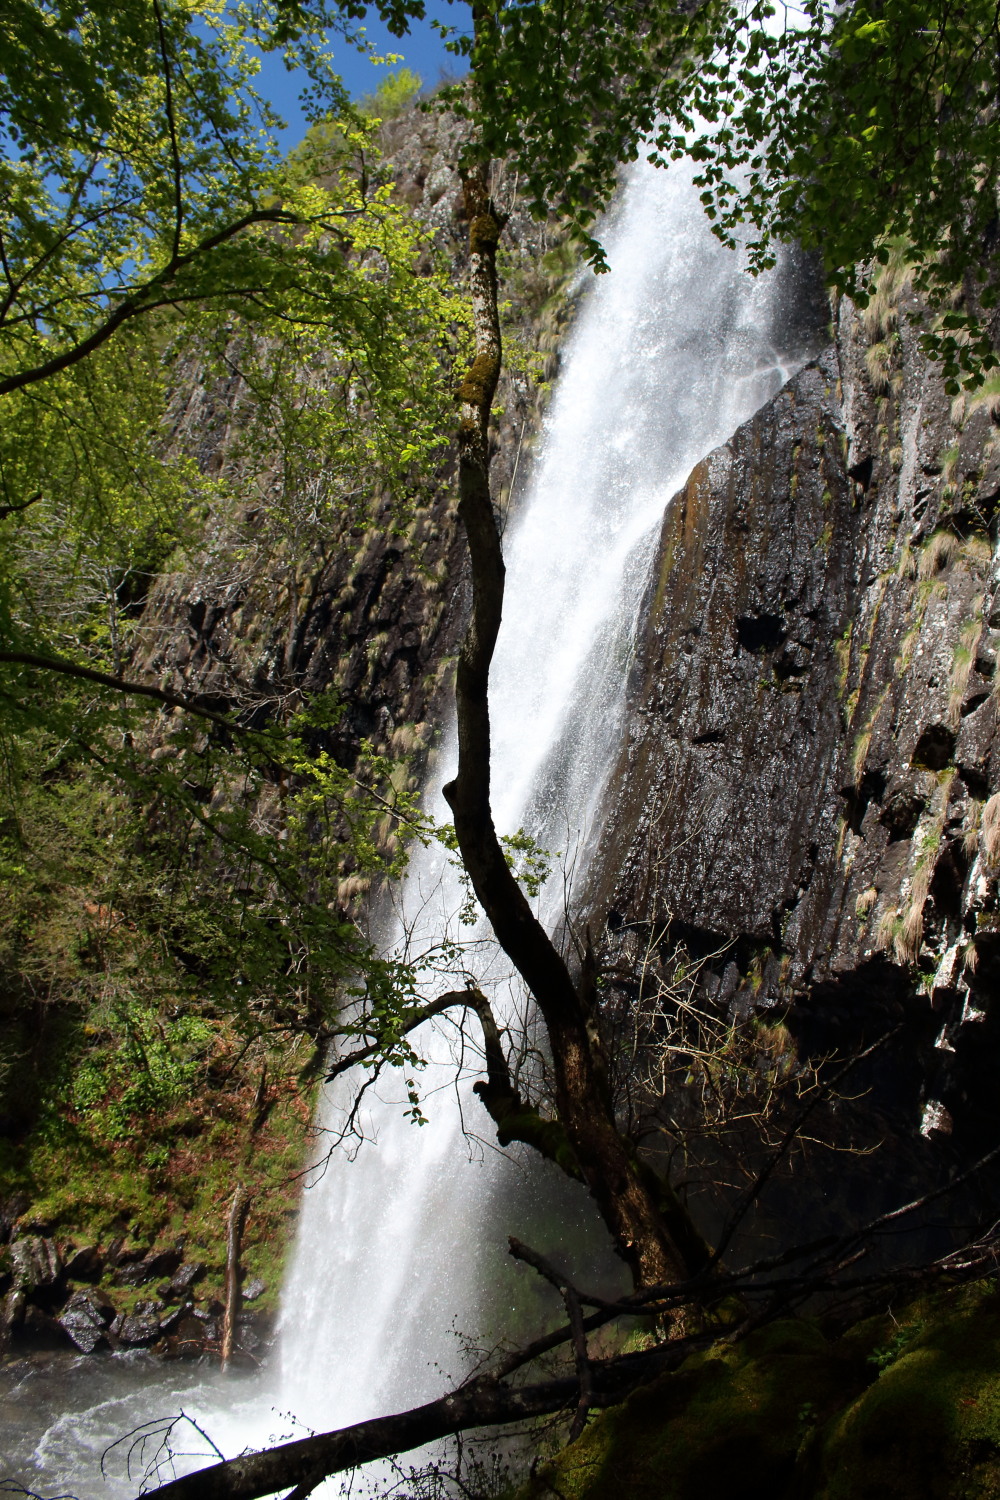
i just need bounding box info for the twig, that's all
[508,1238,592,1439]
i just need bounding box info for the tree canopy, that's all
[445,0,1000,387]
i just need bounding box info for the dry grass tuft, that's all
[982,792,1000,865]
[961,534,993,572]
[337,873,371,903]
[895,896,927,966]
[918,530,959,578]
[389,722,429,757]
[855,885,878,918]
[861,244,914,338]
[963,799,984,859]
[865,340,893,395]
[896,542,918,580]
[948,620,983,726]
[875,907,900,952]
[851,728,873,783]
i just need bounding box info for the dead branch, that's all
[221,1185,251,1370]
[136,1337,704,1500]
[508,1238,593,1440]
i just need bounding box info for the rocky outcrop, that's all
[518,1282,1000,1500]
[130,106,572,816]
[588,282,1000,1210]
[0,1227,263,1360]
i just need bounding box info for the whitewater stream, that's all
[1,152,819,1496]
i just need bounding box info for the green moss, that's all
[520,1321,864,1500]
[813,1287,1000,1500]
[0,1015,318,1314]
[518,1285,1000,1500]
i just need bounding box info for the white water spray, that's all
[4,152,818,1494]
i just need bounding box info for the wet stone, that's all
[134,1298,164,1317]
[63,1245,104,1282]
[242,1277,265,1302]
[166,1261,205,1299]
[115,1313,161,1347]
[59,1291,114,1354]
[158,1303,194,1335]
[170,1316,209,1353]
[21,1303,66,1349]
[10,1236,63,1293]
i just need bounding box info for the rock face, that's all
[129,108,571,828]
[587,286,1000,1214]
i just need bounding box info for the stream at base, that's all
[1,150,822,1497]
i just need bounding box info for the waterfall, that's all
[4,152,819,1495]
[274,150,816,1433]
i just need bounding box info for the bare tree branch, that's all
[0,649,238,726]
[152,0,184,262]
[0,491,43,521]
[0,208,299,397]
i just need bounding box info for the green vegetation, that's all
[1,3,999,1495]
[359,65,423,119]
[432,0,1000,390]
[518,1283,1000,1500]
[0,1,474,1276]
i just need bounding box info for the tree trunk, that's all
[443,160,709,1290]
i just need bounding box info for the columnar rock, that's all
[587,291,1000,1218]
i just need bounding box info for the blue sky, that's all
[254,0,468,148]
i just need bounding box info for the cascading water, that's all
[2,151,820,1495]
[275,148,818,1438]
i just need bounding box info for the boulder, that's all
[142,1247,184,1279]
[242,1276,266,1302]
[21,1302,67,1349]
[59,1289,115,1354]
[63,1244,105,1282]
[0,1193,29,1244]
[116,1246,184,1287]
[158,1303,194,1335]
[134,1297,164,1317]
[166,1261,205,1299]
[167,1315,210,1357]
[112,1312,161,1347]
[10,1236,63,1296]
[1,1288,25,1339]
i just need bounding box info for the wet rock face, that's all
[590,296,1000,1181]
[0,1227,264,1361]
[591,350,852,948]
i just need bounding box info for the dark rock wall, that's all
[131,108,571,808]
[587,283,1000,1201]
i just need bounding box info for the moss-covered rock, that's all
[519,1285,1000,1500]
[811,1286,1000,1500]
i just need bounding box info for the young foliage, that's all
[438,0,1000,386]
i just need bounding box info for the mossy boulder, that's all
[810,1287,1000,1500]
[520,1319,867,1500]
[518,1285,1000,1500]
